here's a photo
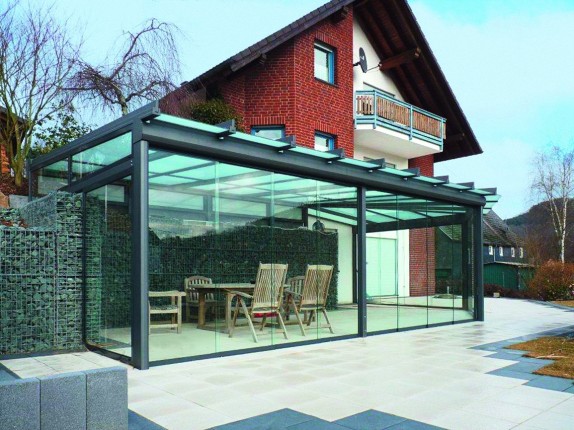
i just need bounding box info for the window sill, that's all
[314,78,338,88]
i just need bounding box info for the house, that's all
[20,0,499,370]
[162,0,484,303]
[437,211,533,292]
[483,211,533,290]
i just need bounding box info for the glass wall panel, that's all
[72,132,131,180]
[366,190,398,333]
[397,195,429,330]
[366,190,476,333]
[34,159,69,196]
[453,208,475,322]
[147,149,358,362]
[84,177,132,358]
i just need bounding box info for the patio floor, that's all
[97,304,472,361]
[1,298,573,430]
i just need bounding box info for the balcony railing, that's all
[355,90,446,148]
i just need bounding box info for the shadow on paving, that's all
[210,408,443,430]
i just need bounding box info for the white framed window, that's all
[314,42,335,84]
[314,132,335,152]
[511,247,516,258]
[488,245,494,255]
[499,246,503,257]
[251,125,285,140]
[519,247,524,258]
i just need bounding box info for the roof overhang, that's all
[174,0,481,162]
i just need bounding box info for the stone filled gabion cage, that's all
[0,192,86,354]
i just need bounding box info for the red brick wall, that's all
[217,8,354,155]
[408,154,436,297]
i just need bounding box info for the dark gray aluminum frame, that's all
[29,102,489,370]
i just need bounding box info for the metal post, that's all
[357,186,367,337]
[132,139,149,369]
[473,206,484,321]
[372,93,378,129]
[409,105,413,140]
[461,212,470,311]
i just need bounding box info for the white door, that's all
[366,236,397,297]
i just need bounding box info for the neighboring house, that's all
[163,0,483,302]
[437,211,533,291]
[483,211,533,290]
[25,0,499,370]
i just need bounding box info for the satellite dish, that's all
[353,47,368,73]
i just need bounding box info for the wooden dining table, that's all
[190,283,255,334]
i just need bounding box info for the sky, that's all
[31,0,574,219]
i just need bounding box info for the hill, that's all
[506,199,574,263]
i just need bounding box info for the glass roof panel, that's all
[154,114,288,149]
[290,146,338,159]
[442,183,471,190]
[149,154,211,175]
[413,176,446,184]
[338,158,381,169]
[379,167,416,177]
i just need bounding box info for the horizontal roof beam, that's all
[378,47,421,71]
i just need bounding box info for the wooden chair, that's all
[148,291,186,334]
[184,276,216,322]
[285,265,334,336]
[228,263,289,343]
[284,276,304,321]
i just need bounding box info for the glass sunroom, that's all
[28,102,499,370]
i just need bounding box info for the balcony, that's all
[355,90,446,159]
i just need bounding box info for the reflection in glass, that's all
[35,159,69,196]
[72,133,131,180]
[147,150,358,362]
[366,191,475,333]
[84,177,132,358]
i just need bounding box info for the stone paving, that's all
[1,298,574,430]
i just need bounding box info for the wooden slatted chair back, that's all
[184,276,213,301]
[252,263,288,311]
[287,276,305,296]
[300,265,334,308]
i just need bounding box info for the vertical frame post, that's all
[473,206,484,321]
[357,186,367,337]
[132,139,149,369]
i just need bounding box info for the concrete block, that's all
[40,372,86,430]
[0,377,40,430]
[85,367,128,430]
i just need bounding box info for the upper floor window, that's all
[519,247,524,258]
[314,42,335,84]
[251,125,285,140]
[488,245,494,256]
[498,246,503,257]
[511,247,516,258]
[314,132,335,152]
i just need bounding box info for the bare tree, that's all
[0,2,81,187]
[67,19,181,116]
[531,146,574,263]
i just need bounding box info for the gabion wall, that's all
[1,193,340,354]
[0,192,84,354]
